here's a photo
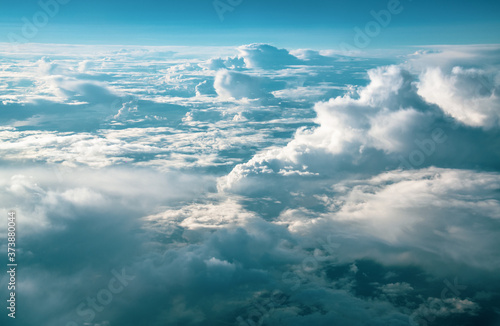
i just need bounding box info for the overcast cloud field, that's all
[1,1,500,325]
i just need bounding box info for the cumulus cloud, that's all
[217,65,430,192]
[237,43,302,69]
[418,66,500,128]
[219,57,500,193]
[214,70,271,99]
[204,56,246,70]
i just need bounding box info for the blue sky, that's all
[1,0,499,48]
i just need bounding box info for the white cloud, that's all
[237,43,301,69]
[281,168,500,273]
[417,66,500,128]
[143,198,258,232]
[218,64,435,192]
[214,70,270,99]
[219,47,500,193]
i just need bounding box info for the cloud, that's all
[272,167,500,277]
[214,70,271,99]
[143,198,257,233]
[47,76,119,104]
[417,66,500,128]
[37,57,61,75]
[195,80,216,96]
[217,64,432,192]
[204,56,246,70]
[264,287,410,326]
[379,282,414,297]
[238,43,301,69]
[411,297,479,322]
[290,48,348,66]
[219,57,500,193]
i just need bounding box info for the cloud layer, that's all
[1,43,499,326]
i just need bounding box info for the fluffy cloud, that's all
[301,168,500,272]
[219,57,500,193]
[237,43,301,69]
[418,66,500,128]
[214,70,270,99]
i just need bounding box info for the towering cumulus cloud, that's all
[219,47,500,193]
[237,43,302,69]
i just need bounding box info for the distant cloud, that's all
[238,43,301,69]
[219,51,500,193]
[214,70,270,99]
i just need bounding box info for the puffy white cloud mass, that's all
[237,43,302,69]
[0,43,499,326]
[214,70,270,99]
[418,66,500,128]
[219,49,500,193]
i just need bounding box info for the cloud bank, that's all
[1,43,499,326]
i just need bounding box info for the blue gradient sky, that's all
[1,0,499,48]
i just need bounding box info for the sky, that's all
[1,1,500,326]
[1,0,500,47]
